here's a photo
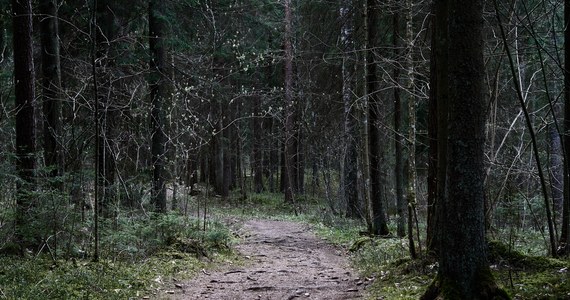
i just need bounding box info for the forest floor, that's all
[165,218,366,300]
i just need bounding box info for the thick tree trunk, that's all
[40,0,63,182]
[12,0,37,252]
[426,0,448,256]
[366,0,389,236]
[149,0,168,212]
[422,0,507,297]
[442,0,486,286]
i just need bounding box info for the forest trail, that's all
[167,219,365,300]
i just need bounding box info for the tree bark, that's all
[549,125,563,231]
[296,111,305,195]
[422,0,508,297]
[149,0,168,212]
[283,0,295,204]
[366,0,389,236]
[12,0,37,252]
[426,0,448,256]
[405,0,417,257]
[40,0,63,183]
[252,96,264,193]
[561,0,570,255]
[340,0,359,219]
[393,12,405,238]
[268,117,279,192]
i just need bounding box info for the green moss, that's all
[489,240,567,270]
[349,236,373,252]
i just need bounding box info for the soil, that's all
[166,219,367,300]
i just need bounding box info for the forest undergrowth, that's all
[232,193,570,299]
[0,200,239,299]
[1,190,569,299]
[312,210,570,299]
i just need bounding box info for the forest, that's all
[1,0,570,299]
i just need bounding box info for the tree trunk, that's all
[561,0,570,255]
[270,117,279,192]
[252,96,264,193]
[296,117,305,195]
[426,0,448,256]
[405,0,417,258]
[549,125,563,232]
[40,0,63,183]
[12,0,37,252]
[366,0,389,236]
[283,0,295,204]
[221,115,233,198]
[422,0,507,297]
[96,0,117,214]
[213,132,224,195]
[393,12,405,238]
[340,0,359,219]
[149,0,168,213]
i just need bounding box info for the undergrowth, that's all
[0,211,237,299]
[0,252,209,299]
[2,189,569,299]
[300,207,570,300]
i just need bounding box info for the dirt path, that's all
[168,219,365,300]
